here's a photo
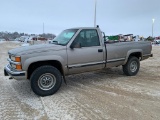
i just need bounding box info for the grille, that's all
[9,55,11,59]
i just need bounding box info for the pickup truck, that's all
[4,26,153,96]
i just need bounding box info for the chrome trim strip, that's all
[107,58,125,63]
[68,61,105,69]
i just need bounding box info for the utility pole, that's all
[152,19,155,38]
[94,0,97,27]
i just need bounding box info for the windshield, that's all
[52,29,78,45]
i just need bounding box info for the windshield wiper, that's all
[51,40,64,46]
[52,40,58,44]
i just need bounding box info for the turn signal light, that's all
[15,57,21,62]
[16,65,22,70]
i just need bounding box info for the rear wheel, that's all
[123,56,140,76]
[30,65,62,96]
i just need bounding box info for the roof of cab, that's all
[67,27,98,30]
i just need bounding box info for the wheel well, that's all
[129,52,142,60]
[27,60,63,79]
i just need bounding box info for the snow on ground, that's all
[0,41,5,44]
[21,43,30,46]
[0,42,160,120]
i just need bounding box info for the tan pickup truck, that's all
[4,27,153,96]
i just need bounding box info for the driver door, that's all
[67,29,104,74]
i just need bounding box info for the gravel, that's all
[0,41,160,120]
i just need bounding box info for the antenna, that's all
[43,22,44,34]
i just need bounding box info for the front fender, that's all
[23,55,66,72]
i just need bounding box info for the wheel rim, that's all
[38,73,56,91]
[130,61,137,73]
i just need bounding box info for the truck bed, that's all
[105,41,152,68]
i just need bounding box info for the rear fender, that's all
[123,49,142,65]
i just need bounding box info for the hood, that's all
[8,44,65,55]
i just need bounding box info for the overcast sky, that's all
[0,0,160,37]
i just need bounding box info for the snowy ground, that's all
[0,41,160,120]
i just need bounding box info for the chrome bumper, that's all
[4,64,26,80]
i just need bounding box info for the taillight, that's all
[150,42,152,51]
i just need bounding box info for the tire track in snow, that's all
[0,77,48,120]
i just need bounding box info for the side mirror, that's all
[70,42,81,49]
[70,43,74,49]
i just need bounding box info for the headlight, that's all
[11,56,21,62]
[9,55,22,70]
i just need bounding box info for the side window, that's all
[73,31,85,47]
[73,29,100,47]
[85,30,100,47]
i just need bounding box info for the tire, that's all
[30,65,62,96]
[123,56,140,76]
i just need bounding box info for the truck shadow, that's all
[11,80,37,97]
[61,67,126,91]
[11,67,126,97]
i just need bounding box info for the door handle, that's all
[98,49,103,52]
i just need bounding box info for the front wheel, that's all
[123,56,140,76]
[30,66,62,96]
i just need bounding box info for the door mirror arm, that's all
[70,44,74,49]
[70,42,81,49]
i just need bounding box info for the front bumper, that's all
[4,64,26,80]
